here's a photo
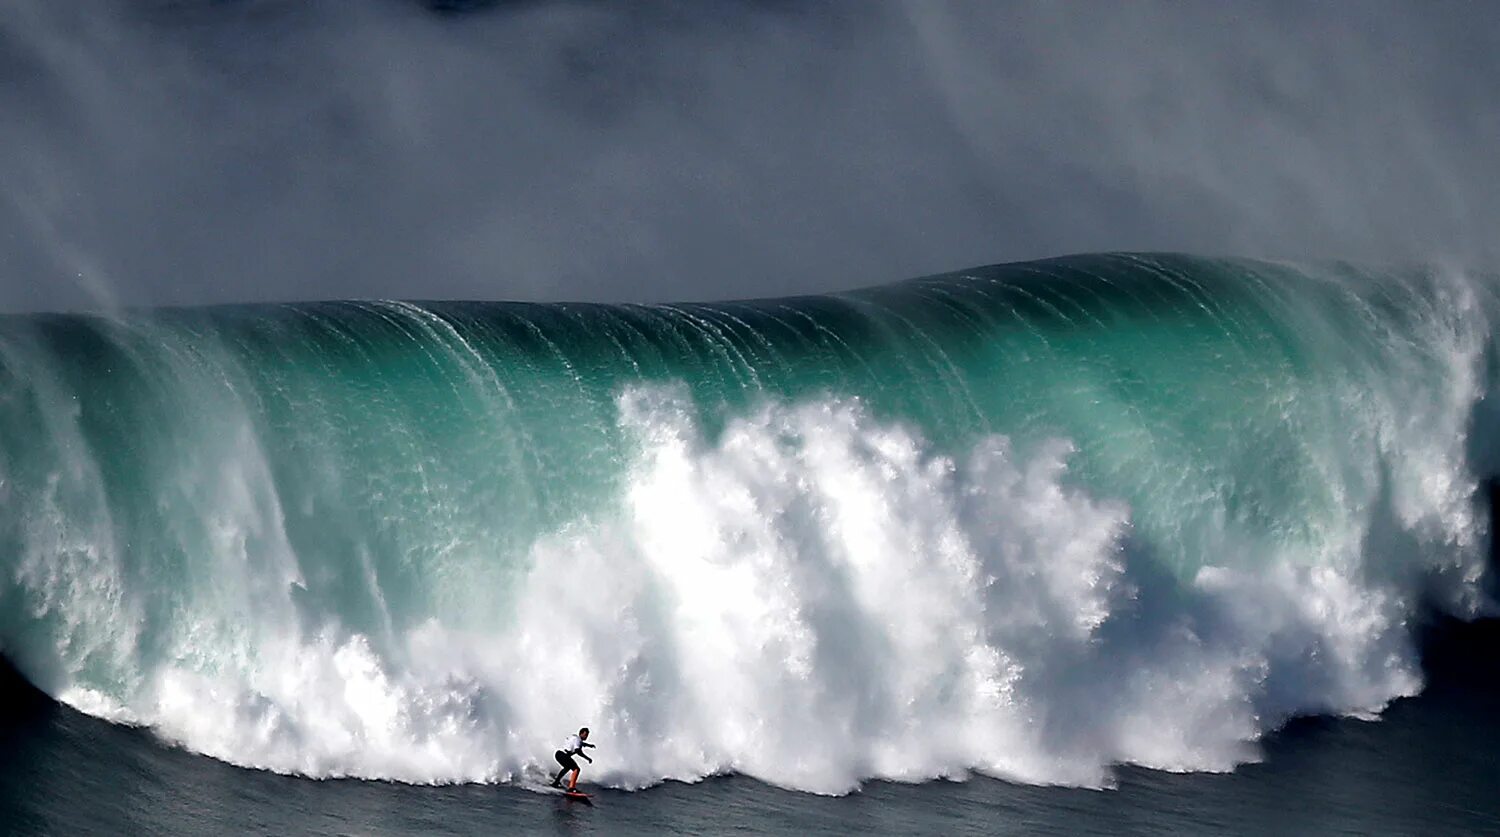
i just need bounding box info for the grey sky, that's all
[0,1,1496,312]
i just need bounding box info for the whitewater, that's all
[0,253,1493,795]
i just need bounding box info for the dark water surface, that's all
[4,632,1498,837]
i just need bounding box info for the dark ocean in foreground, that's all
[3,617,1498,835]
[3,253,1500,832]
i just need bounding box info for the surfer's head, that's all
[579,727,589,739]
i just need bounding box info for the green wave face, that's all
[0,253,1490,791]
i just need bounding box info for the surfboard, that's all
[518,776,591,800]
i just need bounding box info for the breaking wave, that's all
[0,253,1494,793]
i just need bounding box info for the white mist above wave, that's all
[35,379,1481,794]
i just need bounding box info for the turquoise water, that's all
[0,253,1494,795]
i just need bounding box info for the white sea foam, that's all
[25,381,1480,793]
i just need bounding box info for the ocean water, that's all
[2,253,1499,832]
[3,622,1498,835]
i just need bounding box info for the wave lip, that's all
[0,253,1493,792]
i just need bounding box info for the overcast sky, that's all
[1,0,1497,312]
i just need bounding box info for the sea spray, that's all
[0,253,1492,792]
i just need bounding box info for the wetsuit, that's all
[552,733,593,787]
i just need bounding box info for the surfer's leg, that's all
[569,767,580,790]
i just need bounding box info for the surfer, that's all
[551,727,595,789]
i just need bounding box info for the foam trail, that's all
[0,254,1493,792]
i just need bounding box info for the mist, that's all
[0,0,1496,312]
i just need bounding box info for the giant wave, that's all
[0,253,1493,793]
